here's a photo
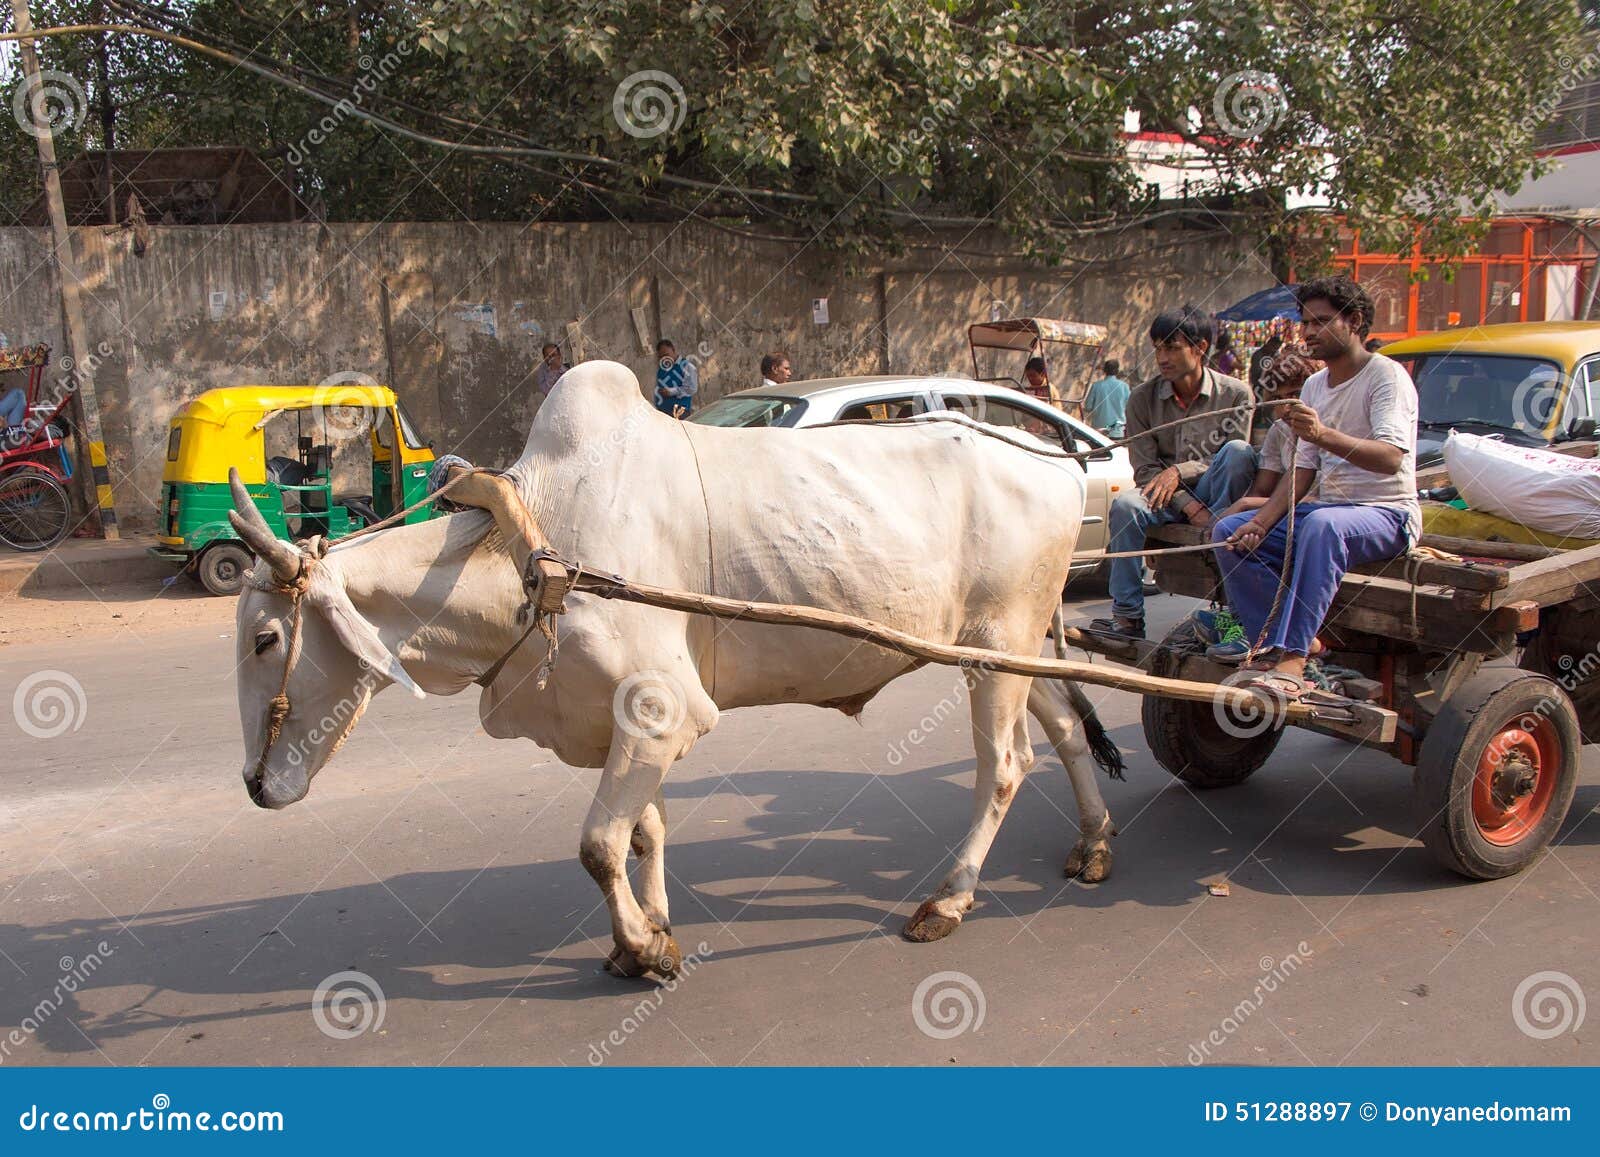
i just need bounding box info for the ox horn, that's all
[227,467,302,582]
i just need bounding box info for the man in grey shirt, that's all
[1214,276,1419,697]
[1090,305,1256,639]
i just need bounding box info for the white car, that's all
[689,375,1135,578]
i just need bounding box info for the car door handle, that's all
[1080,515,1104,526]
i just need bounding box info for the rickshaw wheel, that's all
[0,466,72,552]
[198,542,255,596]
[1141,624,1282,788]
[1413,670,1579,880]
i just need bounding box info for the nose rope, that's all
[249,544,321,786]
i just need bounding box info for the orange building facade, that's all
[1336,216,1597,342]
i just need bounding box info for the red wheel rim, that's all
[1471,718,1558,846]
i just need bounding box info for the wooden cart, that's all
[1071,520,1598,881]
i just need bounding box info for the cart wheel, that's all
[1412,670,1579,880]
[197,542,254,596]
[0,467,71,552]
[1141,624,1283,788]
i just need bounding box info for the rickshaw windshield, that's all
[395,400,427,449]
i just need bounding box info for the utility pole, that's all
[9,0,119,538]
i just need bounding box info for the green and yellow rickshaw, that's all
[150,383,438,595]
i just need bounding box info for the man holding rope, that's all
[1091,305,1255,640]
[1212,276,1420,700]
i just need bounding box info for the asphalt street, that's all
[2,584,1596,1066]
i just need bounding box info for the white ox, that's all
[229,361,1120,977]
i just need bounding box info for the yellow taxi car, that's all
[1383,321,1600,467]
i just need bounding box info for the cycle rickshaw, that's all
[0,343,75,552]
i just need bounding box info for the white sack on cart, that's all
[1443,429,1600,539]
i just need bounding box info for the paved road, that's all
[2,586,1596,1067]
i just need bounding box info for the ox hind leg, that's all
[630,789,670,933]
[904,669,1034,942]
[581,741,684,979]
[1029,679,1116,882]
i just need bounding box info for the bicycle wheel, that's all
[0,468,72,552]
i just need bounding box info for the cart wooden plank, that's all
[1145,524,1510,591]
[1491,539,1600,609]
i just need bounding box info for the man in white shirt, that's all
[760,351,791,389]
[1212,276,1420,697]
[534,343,566,394]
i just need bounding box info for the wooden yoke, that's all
[443,467,574,617]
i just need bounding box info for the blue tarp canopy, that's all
[1216,283,1300,322]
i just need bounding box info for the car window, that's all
[690,395,808,427]
[1569,359,1599,427]
[837,395,925,422]
[1412,353,1563,442]
[937,393,1070,451]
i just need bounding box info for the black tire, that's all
[0,467,71,552]
[1141,622,1283,788]
[197,541,254,596]
[1412,670,1580,880]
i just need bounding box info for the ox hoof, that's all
[604,945,649,979]
[642,931,683,979]
[1065,841,1113,883]
[902,899,965,943]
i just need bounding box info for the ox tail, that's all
[1050,606,1126,781]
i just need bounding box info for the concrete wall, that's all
[0,220,1273,531]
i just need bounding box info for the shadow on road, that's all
[10,734,1576,1061]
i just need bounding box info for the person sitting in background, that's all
[1212,327,1240,377]
[0,385,25,429]
[761,352,792,389]
[653,339,699,417]
[1021,356,1062,407]
[534,343,567,395]
[1083,359,1130,437]
[1212,276,1419,698]
[1202,344,1318,662]
[1089,305,1255,640]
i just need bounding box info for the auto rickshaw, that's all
[149,384,438,594]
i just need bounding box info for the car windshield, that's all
[689,395,808,428]
[1409,353,1564,442]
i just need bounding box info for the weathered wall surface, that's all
[0,220,1273,531]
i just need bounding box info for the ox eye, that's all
[254,630,278,655]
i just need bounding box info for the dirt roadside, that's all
[0,580,238,648]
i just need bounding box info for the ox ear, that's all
[307,580,426,699]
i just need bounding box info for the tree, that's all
[1,0,1593,262]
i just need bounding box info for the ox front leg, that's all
[1028,679,1115,882]
[905,671,1033,943]
[581,739,683,980]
